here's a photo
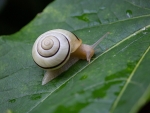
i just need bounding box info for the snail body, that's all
[32,29,108,85]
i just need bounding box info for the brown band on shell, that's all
[72,32,80,40]
[48,36,70,69]
[37,37,60,58]
[35,35,70,69]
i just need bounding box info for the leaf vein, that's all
[110,45,150,112]
[124,0,150,11]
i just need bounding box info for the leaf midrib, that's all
[28,23,150,113]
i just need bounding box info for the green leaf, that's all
[0,0,150,113]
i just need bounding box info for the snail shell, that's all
[32,29,109,85]
[32,29,82,70]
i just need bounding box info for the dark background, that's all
[0,0,149,112]
[0,0,53,35]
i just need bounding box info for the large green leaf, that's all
[0,0,150,113]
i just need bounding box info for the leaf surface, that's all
[0,0,150,113]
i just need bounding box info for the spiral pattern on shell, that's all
[32,29,82,70]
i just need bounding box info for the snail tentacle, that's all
[32,29,109,85]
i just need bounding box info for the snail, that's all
[32,29,109,85]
